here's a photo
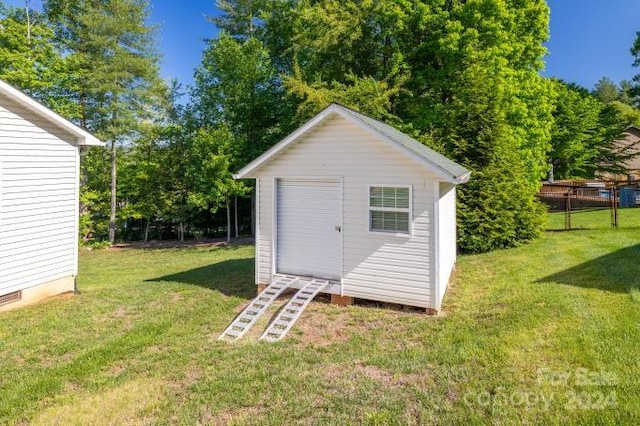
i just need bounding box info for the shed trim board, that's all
[0,80,102,147]
[255,178,260,286]
[73,141,80,277]
[433,181,441,311]
[271,177,276,280]
[340,177,345,296]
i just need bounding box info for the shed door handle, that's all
[335,225,341,232]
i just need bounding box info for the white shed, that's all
[234,104,470,313]
[0,80,103,312]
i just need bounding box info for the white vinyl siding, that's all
[436,182,457,310]
[254,114,440,308]
[0,92,79,296]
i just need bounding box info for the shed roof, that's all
[234,103,471,184]
[626,125,640,134]
[0,79,104,147]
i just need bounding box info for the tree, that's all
[549,80,602,179]
[209,0,266,40]
[610,100,640,126]
[45,0,166,243]
[549,80,635,180]
[593,77,620,103]
[252,0,554,252]
[191,32,287,237]
[631,31,640,103]
[186,126,246,242]
[118,123,166,241]
[618,80,634,105]
[194,0,556,252]
[0,3,79,117]
[193,33,284,161]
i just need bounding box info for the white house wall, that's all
[437,182,457,310]
[255,114,440,308]
[0,93,79,296]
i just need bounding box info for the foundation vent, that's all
[0,290,22,307]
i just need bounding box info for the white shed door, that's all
[276,179,341,280]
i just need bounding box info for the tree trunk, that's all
[178,223,184,242]
[226,198,231,242]
[144,218,150,242]
[234,195,239,239]
[108,139,117,243]
[24,0,32,94]
[25,1,31,44]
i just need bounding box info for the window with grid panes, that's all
[369,186,410,234]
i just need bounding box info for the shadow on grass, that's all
[145,258,255,299]
[537,244,640,293]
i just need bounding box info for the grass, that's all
[547,206,640,230]
[1,216,639,424]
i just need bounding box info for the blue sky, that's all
[5,0,640,91]
[544,0,639,86]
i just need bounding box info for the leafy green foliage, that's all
[0,4,80,118]
[593,77,622,104]
[549,80,603,179]
[402,0,553,252]
[192,33,285,164]
[186,126,247,212]
[284,72,403,123]
[209,0,266,40]
[246,0,554,252]
[550,80,639,180]
[190,32,292,238]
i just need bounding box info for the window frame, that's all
[368,184,412,236]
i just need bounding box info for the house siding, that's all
[436,182,457,310]
[255,114,440,308]
[0,93,79,297]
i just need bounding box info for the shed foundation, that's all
[0,276,75,312]
[330,294,354,306]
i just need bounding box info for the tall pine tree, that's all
[45,0,166,243]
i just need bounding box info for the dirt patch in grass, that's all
[145,345,166,354]
[224,288,433,346]
[112,306,128,318]
[200,405,264,425]
[291,306,353,346]
[324,361,432,390]
[108,363,127,378]
[180,365,204,389]
[282,299,430,346]
[94,306,142,331]
[31,378,166,425]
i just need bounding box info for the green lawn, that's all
[547,206,640,230]
[1,219,639,424]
